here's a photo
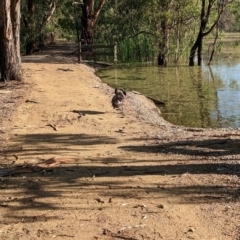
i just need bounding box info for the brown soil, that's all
[0,43,239,240]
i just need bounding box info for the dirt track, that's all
[0,44,239,240]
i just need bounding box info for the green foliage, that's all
[21,0,59,52]
[20,0,79,53]
[94,0,203,64]
[56,0,77,40]
[118,35,156,63]
[227,0,240,31]
[19,0,238,61]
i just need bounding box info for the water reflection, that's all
[204,59,240,128]
[96,59,240,128]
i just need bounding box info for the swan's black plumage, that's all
[111,88,126,111]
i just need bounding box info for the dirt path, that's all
[0,44,239,240]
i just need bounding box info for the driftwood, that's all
[46,123,58,131]
[132,91,165,105]
[57,68,74,72]
[146,96,165,105]
[25,99,38,104]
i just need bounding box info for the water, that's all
[96,58,240,128]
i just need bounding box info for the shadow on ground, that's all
[5,132,240,159]
[0,131,239,225]
[120,137,240,157]
[0,161,239,225]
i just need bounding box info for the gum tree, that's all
[81,0,107,44]
[0,0,22,81]
[189,0,234,66]
[22,0,56,54]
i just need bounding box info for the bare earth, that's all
[0,44,239,240]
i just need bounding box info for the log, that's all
[146,96,165,105]
[132,91,165,105]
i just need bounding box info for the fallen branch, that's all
[46,123,58,131]
[58,68,74,72]
[132,91,165,105]
[25,99,38,104]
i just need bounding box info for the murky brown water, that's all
[97,57,240,128]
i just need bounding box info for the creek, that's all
[96,56,240,128]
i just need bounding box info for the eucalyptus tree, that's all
[170,0,199,63]
[149,0,200,66]
[113,0,157,62]
[56,0,107,44]
[0,0,22,81]
[21,0,56,54]
[113,0,198,65]
[56,0,76,40]
[189,0,235,66]
[80,0,107,44]
[156,0,173,66]
[93,0,155,62]
[220,0,240,31]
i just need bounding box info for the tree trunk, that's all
[25,0,35,55]
[189,21,205,66]
[189,33,202,66]
[11,0,21,66]
[39,0,56,46]
[189,0,206,66]
[208,23,219,65]
[81,0,95,44]
[188,0,233,66]
[157,0,171,66]
[189,24,205,66]
[81,0,106,45]
[0,0,22,81]
[23,0,56,53]
[158,19,169,66]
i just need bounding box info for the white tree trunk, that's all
[0,0,21,81]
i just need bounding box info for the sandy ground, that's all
[0,44,239,240]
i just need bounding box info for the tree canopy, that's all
[1,0,240,81]
[18,0,240,66]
